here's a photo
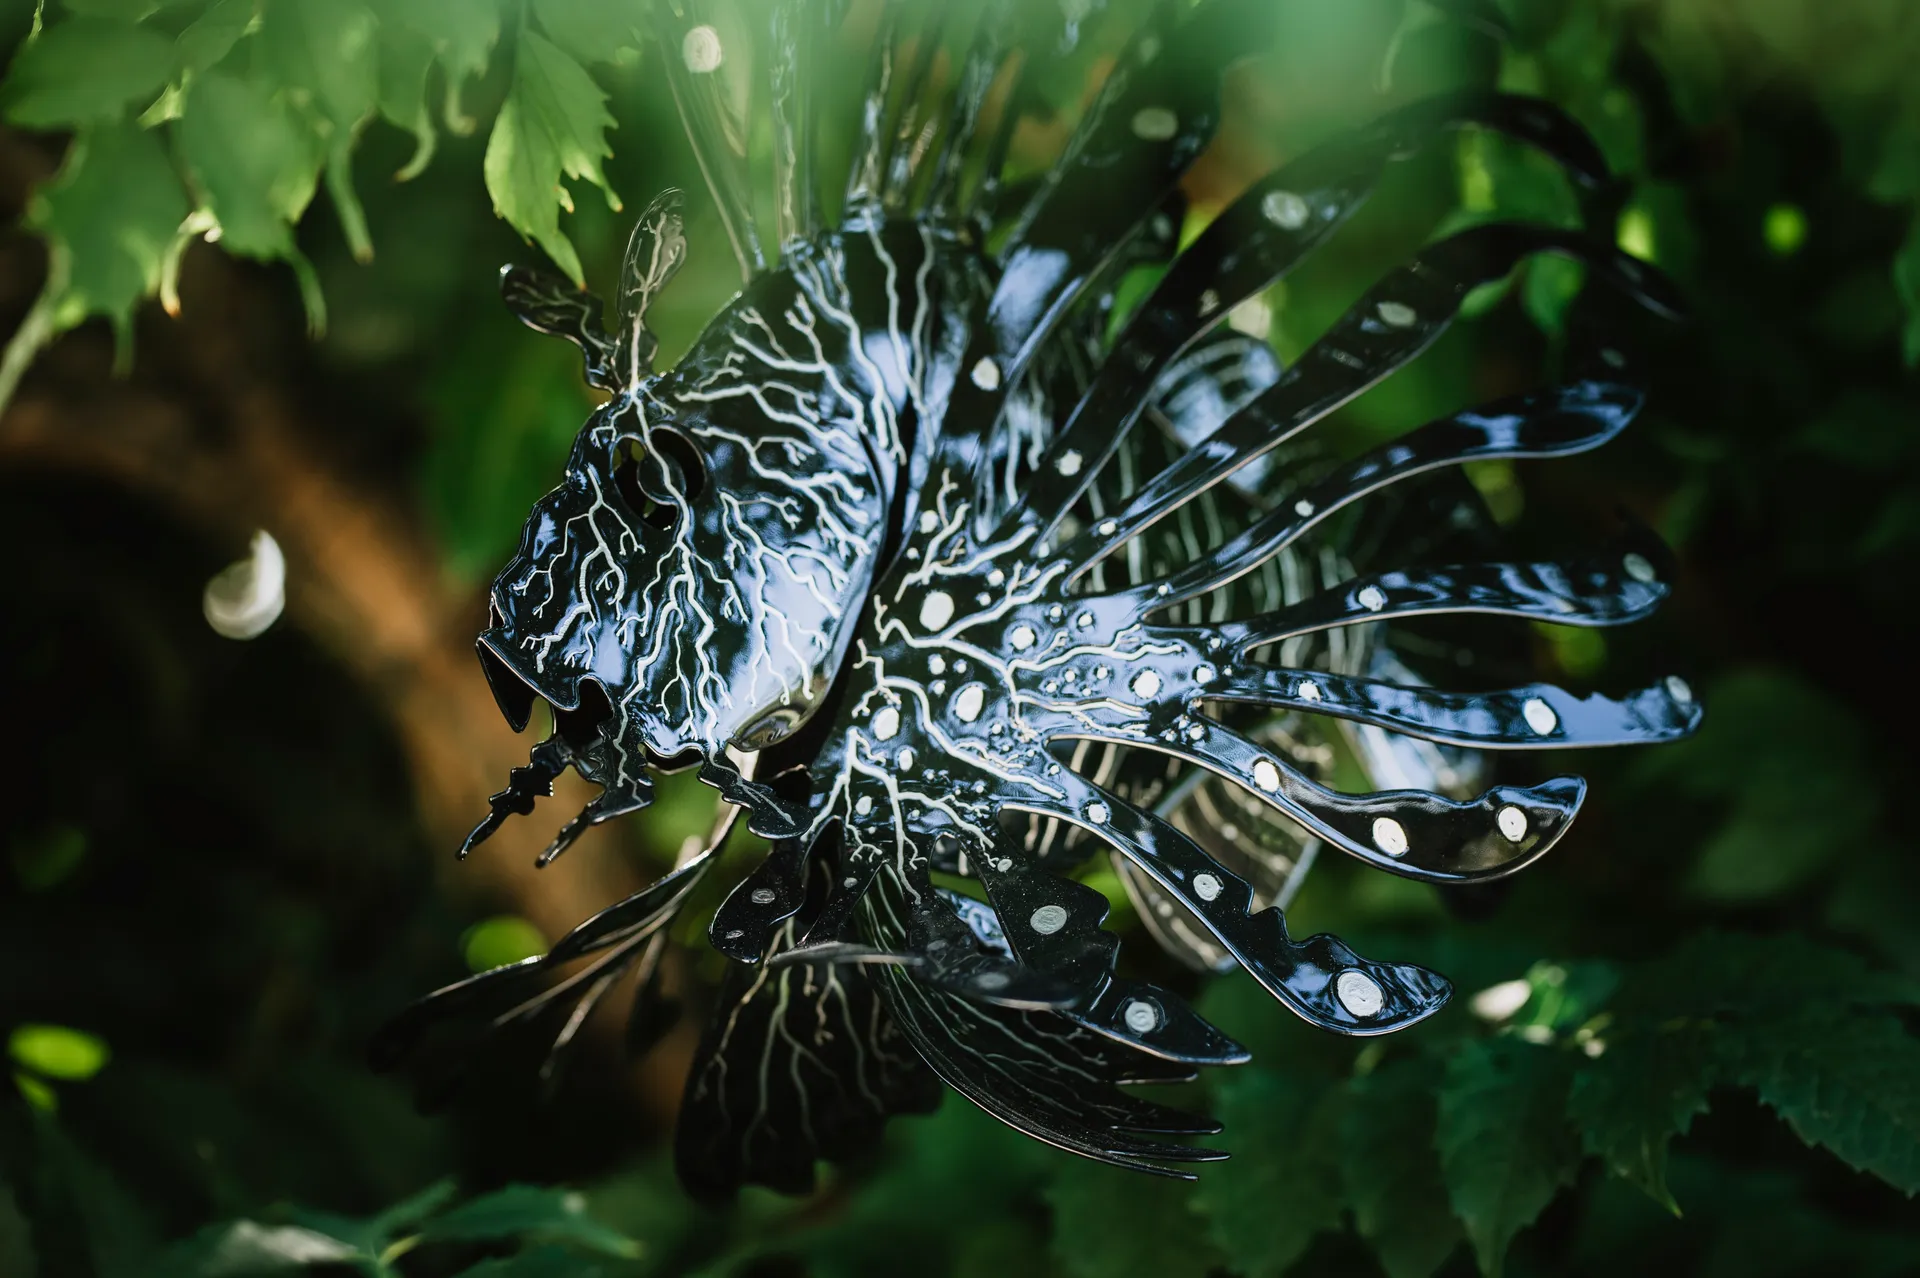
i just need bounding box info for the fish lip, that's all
[475,615,594,735]
[476,615,705,769]
[475,632,539,731]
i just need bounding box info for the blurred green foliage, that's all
[460,918,549,974]
[5,0,1920,1276]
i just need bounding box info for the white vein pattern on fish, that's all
[375,0,1701,1195]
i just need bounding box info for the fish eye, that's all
[611,430,707,532]
[652,428,708,501]
[612,438,679,531]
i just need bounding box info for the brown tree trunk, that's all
[0,238,645,972]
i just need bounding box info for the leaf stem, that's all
[0,242,68,421]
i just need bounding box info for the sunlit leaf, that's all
[176,0,255,74]
[63,0,165,18]
[1763,203,1808,256]
[175,70,323,262]
[1455,127,1581,229]
[25,118,187,349]
[160,1219,364,1276]
[462,916,549,972]
[377,22,438,181]
[1616,205,1654,261]
[0,18,176,127]
[385,0,504,129]
[1520,254,1585,337]
[9,1024,110,1081]
[531,0,646,67]
[483,29,621,285]
[257,0,379,260]
[14,1071,57,1111]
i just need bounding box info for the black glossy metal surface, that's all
[379,0,1701,1194]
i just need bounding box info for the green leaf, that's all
[421,1185,640,1259]
[531,0,645,67]
[19,1110,159,1278]
[1567,933,1920,1209]
[1520,255,1585,338]
[952,1221,1055,1278]
[1341,1059,1465,1278]
[175,69,322,262]
[483,29,620,285]
[462,916,548,972]
[15,1071,57,1111]
[1726,1008,1920,1195]
[0,1185,35,1278]
[1657,1154,1920,1278]
[63,0,163,19]
[386,0,502,82]
[258,0,376,131]
[1894,214,1920,368]
[257,0,378,260]
[1044,1160,1219,1278]
[384,0,503,128]
[1763,202,1808,256]
[455,1245,611,1278]
[1687,778,1877,901]
[155,1219,363,1276]
[23,118,186,347]
[1623,931,1920,1023]
[1193,1068,1345,1277]
[1567,1019,1718,1213]
[8,1024,109,1081]
[1454,126,1581,229]
[1,18,177,127]
[367,1178,460,1237]
[1793,390,1918,469]
[740,1094,1051,1278]
[177,0,255,75]
[377,22,438,180]
[1634,670,1882,903]
[281,1182,451,1267]
[422,322,594,580]
[1437,1038,1582,1276]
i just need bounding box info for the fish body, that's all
[383,0,1702,1194]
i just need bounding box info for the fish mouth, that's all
[464,617,666,866]
[477,623,692,763]
[475,597,594,731]
[466,606,805,861]
[476,633,539,732]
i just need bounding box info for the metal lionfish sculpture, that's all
[375,0,1699,1196]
